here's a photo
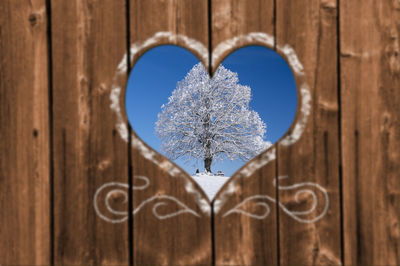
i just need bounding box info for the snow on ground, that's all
[192,173,230,200]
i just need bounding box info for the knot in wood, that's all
[28,14,38,26]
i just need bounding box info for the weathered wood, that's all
[129,0,212,265]
[276,0,342,265]
[51,0,129,264]
[213,160,278,265]
[340,1,400,264]
[211,1,278,265]
[1,1,400,264]
[0,0,50,264]
[211,0,275,71]
[130,0,209,66]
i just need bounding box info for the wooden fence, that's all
[0,0,399,265]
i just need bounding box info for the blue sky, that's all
[125,45,297,176]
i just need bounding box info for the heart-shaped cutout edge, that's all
[110,32,311,214]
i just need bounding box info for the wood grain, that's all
[0,0,50,264]
[340,0,400,264]
[129,1,212,265]
[276,0,342,265]
[211,0,274,72]
[51,0,129,264]
[1,1,400,265]
[211,1,278,265]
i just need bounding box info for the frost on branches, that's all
[155,63,270,173]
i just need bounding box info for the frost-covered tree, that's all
[155,63,270,173]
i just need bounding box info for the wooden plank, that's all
[340,1,400,264]
[276,0,342,265]
[129,0,212,265]
[211,0,275,69]
[0,0,50,264]
[130,0,209,65]
[211,1,278,265]
[51,0,129,264]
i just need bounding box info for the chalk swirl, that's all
[223,176,329,223]
[94,176,200,223]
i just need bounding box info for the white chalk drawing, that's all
[94,175,200,223]
[223,176,329,223]
[103,31,327,222]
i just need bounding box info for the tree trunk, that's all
[204,157,212,173]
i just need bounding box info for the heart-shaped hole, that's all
[125,45,297,200]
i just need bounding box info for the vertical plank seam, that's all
[275,146,281,266]
[354,130,361,264]
[208,0,213,75]
[208,1,216,265]
[45,0,55,264]
[336,0,345,264]
[211,205,216,266]
[128,130,133,266]
[273,1,281,265]
[208,0,212,73]
[273,0,277,47]
[125,0,133,265]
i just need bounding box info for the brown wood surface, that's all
[340,1,400,265]
[129,0,212,265]
[0,0,50,264]
[276,0,342,265]
[211,1,278,265]
[51,0,129,264]
[211,0,274,68]
[0,0,400,265]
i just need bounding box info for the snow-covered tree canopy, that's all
[155,63,270,172]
